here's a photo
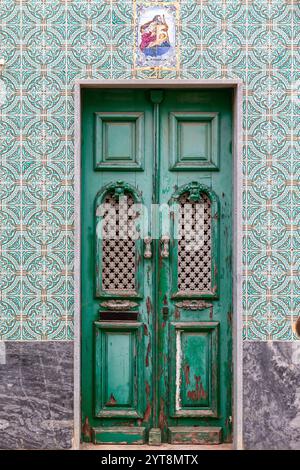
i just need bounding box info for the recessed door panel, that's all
[94,322,143,418]
[169,322,219,417]
[95,112,144,170]
[169,112,219,170]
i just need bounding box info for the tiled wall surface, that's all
[0,0,299,341]
[0,0,300,450]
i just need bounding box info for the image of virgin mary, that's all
[139,14,171,57]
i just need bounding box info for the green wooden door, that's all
[81,88,233,445]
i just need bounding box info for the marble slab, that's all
[243,341,300,450]
[1,339,300,449]
[0,342,73,449]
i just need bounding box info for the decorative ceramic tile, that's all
[0,0,299,340]
[133,1,180,76]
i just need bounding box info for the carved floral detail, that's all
[175,300,212,311]
[100,300,138,311]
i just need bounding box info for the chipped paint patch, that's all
[175,330,182,411]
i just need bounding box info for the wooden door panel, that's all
[169,182,220,299]
[169,112,219,171]
[168,426,222,445]
[169,322,219,418]
[94,322,144,418]
[81,89,154,444]
[92,427,146,445]
[81,88,233,445]
[94,112,145,170]
[95,181,144,299]
[158,89,233,443]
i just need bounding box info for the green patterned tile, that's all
[0,0,299,340]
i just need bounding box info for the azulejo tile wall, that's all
[0,0,299,340]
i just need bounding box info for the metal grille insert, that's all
[177,192,212,294]
[101,192,137,293]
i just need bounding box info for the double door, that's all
[81,88,233,444]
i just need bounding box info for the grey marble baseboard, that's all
[243,341,300,450]
[0,342,73,449]
[1,339,300,449]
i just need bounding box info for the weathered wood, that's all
[94,322,144,419]
[168,427,222,445]
[92,427,146,445]
[81,88,233,445]
[94,112,145,170]
[148,428,162,446]
[158,89,233,443]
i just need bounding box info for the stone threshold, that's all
[81,443,233,451]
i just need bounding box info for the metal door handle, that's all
[160,235,170,258]
[144,236,152,259]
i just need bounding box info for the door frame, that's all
[74,79,243,449]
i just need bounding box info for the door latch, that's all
[162,306,169,319]
[160,235,170,258]
[144,236,152,259]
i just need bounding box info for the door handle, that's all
[160,235,170,258]
[162,306,169,319]
[144,236,152,259]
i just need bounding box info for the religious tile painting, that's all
[133,1,180,75]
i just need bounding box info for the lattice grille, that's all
[101,192,137,293]
[177,192,212,293]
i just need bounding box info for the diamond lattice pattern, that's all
[177,192,212,293]
[101,192,137,292]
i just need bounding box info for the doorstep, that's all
[80,443,233,450]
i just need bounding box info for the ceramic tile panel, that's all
[0,0,299,340]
